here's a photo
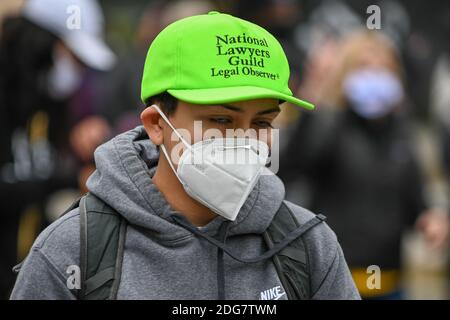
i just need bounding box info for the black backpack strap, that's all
[263,201,326,300]
[78,192,127,300]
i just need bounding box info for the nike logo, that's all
[259,285,286,300]
[273,292,286,300]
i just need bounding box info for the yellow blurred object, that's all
[17,204,42,261]
[351,268,401,297]
[29,111,49,144]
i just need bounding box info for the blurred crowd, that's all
[1,0,450,299]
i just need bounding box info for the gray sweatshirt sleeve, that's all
[305,221,361,300]
[310,243,361,300]
[285,201,361,300]
[10,248,76,300]
[10,209,80,300]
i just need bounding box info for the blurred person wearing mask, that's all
[279,31,449,299]
[0,0,114,298]
[10,12,360,300]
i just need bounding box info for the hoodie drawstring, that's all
[171,213,326,299]
[216,220,231,299]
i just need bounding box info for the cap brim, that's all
[167,86,314,110]
[64,33,116,71]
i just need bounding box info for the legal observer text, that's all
[211,66,279,80]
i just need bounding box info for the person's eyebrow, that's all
[214,104,281,115]
[256,107,281,115]
[216,104,244,112]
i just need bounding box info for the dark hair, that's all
[0,16,59,128]
[0,16,75,156]
[145,91,178,115]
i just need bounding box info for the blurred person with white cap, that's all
[97,0,215,135]
[22,0,115,72]
[0,0,114,299]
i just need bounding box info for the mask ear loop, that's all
[150,104,191,176]
[150,104,192,148]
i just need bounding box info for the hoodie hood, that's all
[86,125,285,241]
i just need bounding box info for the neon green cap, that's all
[141,11,314,110]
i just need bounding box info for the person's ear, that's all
[141,105,164,145]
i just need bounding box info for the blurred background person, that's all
[279,30,449,299]
[0,0,115,298]
[95,0,214,135]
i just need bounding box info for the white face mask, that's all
[151,104,269,221]
[343,68,404,119]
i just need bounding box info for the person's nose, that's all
[230,124,258,140]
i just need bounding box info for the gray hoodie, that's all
[10,126,360,300]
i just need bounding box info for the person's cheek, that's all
[170,141,185,167]
[257,127,272,148]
